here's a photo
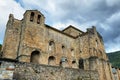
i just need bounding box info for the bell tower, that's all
[17,10,46,62]
[23,10,45,26]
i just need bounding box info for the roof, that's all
[45,24,88,39]
[45,24,76,39]
[62,25,84,33]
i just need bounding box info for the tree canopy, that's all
[107,51,120,68]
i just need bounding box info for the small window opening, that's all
[71,49,74,51]
[49,56,55,60]
[37,15,41,24]
[72,60,78,68]
[72,61,76,64]
[48,56,56,65]
[96,39,98,47]
[62,45,65,49]
[30,12,34,22]
[48,41,55,53]
[80,50,82,53]
[71,48,74,56]
[49,41,54,46]
[96,40,98,44]
[79,59,84,69]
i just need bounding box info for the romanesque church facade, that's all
[1,10,114,80]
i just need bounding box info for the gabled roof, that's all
[45,24,76,39]
[62,25,84,33]
[45,24,88,39]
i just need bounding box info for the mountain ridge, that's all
[107,51,120,68]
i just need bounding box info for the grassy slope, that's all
[107,51,120,68]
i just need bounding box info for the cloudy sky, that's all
[0,0,120,53]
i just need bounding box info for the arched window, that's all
[48,56,56,65]
[30,12,34,22]
[71,48,74,57]
[49,41,55,54]
[96,39,98,47]
[49,41,54,46]
[60,57,69,67]
[37,15,41,24]
[72,60,78,68]
[30,50,40,63]
[79,59,84,69]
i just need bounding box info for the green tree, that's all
[107,51,120,68]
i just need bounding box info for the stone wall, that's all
[112,67,120,80]
[62,25,84,37]
[83,57,113,80]
[2,14,21,59]
[0,62,14,79]
[1,10,112,80]
[0,61,99,80]
[2,10,108,65]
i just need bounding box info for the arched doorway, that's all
[79,59,84,69]
[30,50,40,63]
[48,56,56,65]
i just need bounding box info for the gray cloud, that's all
[96,11,120,52]
[0,0,25,43]
[0,0,120,52]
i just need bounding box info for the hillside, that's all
[107,51,120,68]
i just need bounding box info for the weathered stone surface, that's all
[0,62,99,80]
[0,62,14,80]
[2,10,108,65]
[1,10,114,80]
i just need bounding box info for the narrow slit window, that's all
[96,39,98,47]
[62,45,66,55]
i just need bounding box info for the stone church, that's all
[1,10,114,80]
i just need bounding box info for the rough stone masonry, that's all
[0,10,115,80]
